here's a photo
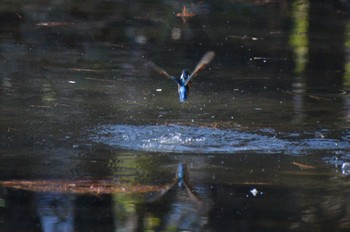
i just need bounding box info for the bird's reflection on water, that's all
[1,163,208,232]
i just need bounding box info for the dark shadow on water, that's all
[305,1,346,93]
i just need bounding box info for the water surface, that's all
[0,1,350,231]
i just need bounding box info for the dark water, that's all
[0,1,350,231]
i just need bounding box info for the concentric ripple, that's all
[92,124,350,155]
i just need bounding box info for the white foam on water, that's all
[92,124,350,155]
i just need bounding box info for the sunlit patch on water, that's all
[92,125,350,155]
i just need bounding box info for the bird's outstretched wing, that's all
[182,179,206,211]
[185,51,215,86]
[145,178,178,203]
[145,61,179,83]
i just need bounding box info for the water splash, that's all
[92,124,350,155]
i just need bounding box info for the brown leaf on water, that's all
[0,179,168,195]
[291,162,316,170]
[165,121,242,130]
[308,95,332,101]
[176,6,196,23]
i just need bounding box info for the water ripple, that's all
[92,125,350,155]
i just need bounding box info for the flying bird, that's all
[146,51,215,103]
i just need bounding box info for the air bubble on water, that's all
[342,162,350,175]
[250,188,258,197]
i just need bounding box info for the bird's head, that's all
[180,69,189,82]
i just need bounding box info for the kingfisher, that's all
[147,51,215,102]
